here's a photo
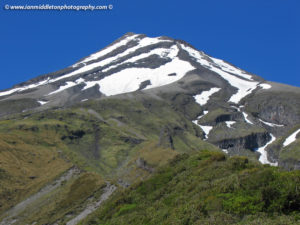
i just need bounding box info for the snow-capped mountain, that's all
[0,33,269,103]
[0,32,300,169]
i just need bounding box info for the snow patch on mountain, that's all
[259,83,272,89]
[210,57,253,80]
[102,45,178,73]
[222,149,229,154]
[38,100,48,105]
[200,110,209,118]
[0,78,50,97]
[193,87,221,106]
[256,134,277,166]
[49,36,173,84]
[39,35,170,83]
[242,112,253,125]
[73,34,139,67]
[199,125,213,139]
[231,106,241,112]
[259,119,284,127]
[283,129,300,147]
[193,120,213,139]
[0,35,273,100]
[225,121,236,128]
[45,45,190,96]
[180,44,272,103]
[212,67,259,103]
[48,78,85,95]
[63,45,181,94]
[192,111,213,139]
[96,56,194,96]
[192,111,209,125]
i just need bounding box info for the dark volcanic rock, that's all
[216,132,270,152]
[138,80,151,90]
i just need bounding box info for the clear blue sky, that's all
[0,0,299,90]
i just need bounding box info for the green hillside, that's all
[82,151,300,225]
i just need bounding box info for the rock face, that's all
[0,32,299,168]
[216,132,270,152]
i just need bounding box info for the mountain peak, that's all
[0,33,295,116]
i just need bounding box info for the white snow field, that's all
[47,45,189,96]
[198,110,209,119]
[283,128,300,147]
[48,78,85,95]
[222,149,229,154]
[96,56,194,96]
[193,87,221,106]
[0,78,50,97]
[73,34,140,66]
[0,36,273,100]
[181,44,272,103]
[191,111,209,125]
[51,36,173,83]
[225,121,236,128]
[242,112,254,125]
[259,119,284,127]
[258,83,272,89]
[256,134,278,166]
[192,111,213,140]
[210,57,253,80]
[102,46,178,73]
[199,125,213,139]
[37,100,48,105]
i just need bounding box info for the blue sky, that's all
[0,0,299,90]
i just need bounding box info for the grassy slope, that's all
[0,96,219,223]
[82,151,300,225]
[0,118,72,214]
[0,115,107,224]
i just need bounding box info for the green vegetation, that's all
[0,97,218,223]
[82,151,300,225]
[0,119,72,214]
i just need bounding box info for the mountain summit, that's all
[0,33,274,104]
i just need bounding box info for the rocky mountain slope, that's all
[0,33,299,224]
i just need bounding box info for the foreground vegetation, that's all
[83,151,300,225]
